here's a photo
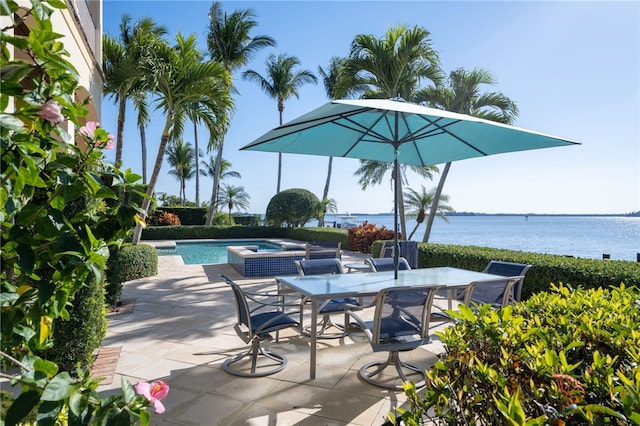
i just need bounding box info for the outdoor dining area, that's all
[98,247,530,425]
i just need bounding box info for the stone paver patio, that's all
[96,247,448,426]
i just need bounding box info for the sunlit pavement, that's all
[97,246,448,426]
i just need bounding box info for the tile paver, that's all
[94,245,445,425]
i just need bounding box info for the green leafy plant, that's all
[391,284,640,425]
[348,223,395,253]
[1,0,167,424]
[265,188,319,227]
[105,244,158,306]
[148,210,181,226]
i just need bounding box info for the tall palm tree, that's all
[313,197,338,228]
[131,33,232,244]
[415,67,518,242]
[404,186,453,240]
[316,57,366,226]
[102,15,166,167]
[205,2,275,224]
[200,155,241,210]
[166,139,195,205]
[344,24,444,238]
[353,160,437,238]
[243,53,318,193]
[218,184,250,224]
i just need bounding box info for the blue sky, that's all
[101,1,639,215]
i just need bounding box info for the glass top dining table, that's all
[276,266,503,379]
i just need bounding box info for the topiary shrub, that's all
[40,274,107,372]
[105,244,158,306]
[348,223,395,253]
[265,188,319,227]
[148,210,181,226]
[392,284,640,425]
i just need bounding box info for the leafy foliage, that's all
[347,223,395,253]
[148,210,181,226]
[265,188,319,227]
[0,1,161,423]
[398,284,640,425]
[106,244,158,306]
[418,243,640,299]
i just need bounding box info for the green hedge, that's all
[418,243,640,299]
[232,214,262,226]
[40,274,106,372]
[141,225,287,240]
[105,244,158,305]
[284,227,349,248]
[405,284,640,425]
[156,207,208,225]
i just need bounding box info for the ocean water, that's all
[317,214,640,261]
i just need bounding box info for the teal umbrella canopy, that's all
[241,98,580,166]
[241,98,579,278]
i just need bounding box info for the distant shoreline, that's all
[345,212,640,217]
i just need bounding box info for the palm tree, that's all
[102,15,166,168]
[200,155,241,210]
[166,139,195,205]
[218,184,250,224]
[243,53,318,193]
[314,198,338,227]
[344,24,444,238]
[353,160,437,239]
[205,2,275,224]
[316,57,366,226]
[415,67,518,242]
[131,33,232,244]
[404,186,453,240]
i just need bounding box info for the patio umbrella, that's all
[241,98,580,278]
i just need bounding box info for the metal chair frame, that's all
[220,274,299,377]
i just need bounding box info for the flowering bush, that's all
[1,1,163,424]
[347,223,395,253]
[149,211,182,226]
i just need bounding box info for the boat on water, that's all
[338,213,359,228]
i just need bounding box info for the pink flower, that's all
[134,380,169,414]
[38,100,64,123]
[79,121,99,138]
[105,133,115,150]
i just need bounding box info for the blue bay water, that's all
[316,214,640,262]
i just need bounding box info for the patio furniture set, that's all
[221,259,531,390]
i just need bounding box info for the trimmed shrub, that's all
[149,210,181,226]
[105,244,158,306]
[418,243,640,298]
[265,188,319,227]
[401,284,640,425]
[40,274,107,372]
[285,227,349,249]
[157,207,207,225]
[348,223,395,253]
[233,214,262,226]
[141,225,287,240]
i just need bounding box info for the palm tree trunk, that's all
[193,120,200,206]
[115,98,126,166]
[423,162,452,242]
[181,178,186,205]
[132,116,173,244]
[318,156,333,227]
[139,123,148,184]
[408,222,420,240]
[276,106,283,193]
[205,137,224,225]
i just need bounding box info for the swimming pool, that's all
[157,240,285,265]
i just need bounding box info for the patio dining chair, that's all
[220,274,300,377]
[482,261,533,303]
[346,285,441,390]
[295,258,360,339]
[365,257,411,272]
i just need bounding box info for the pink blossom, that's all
[38,100,64,123]
[79,121,99,138]
[134,380,169,414]
[105,133,115,149]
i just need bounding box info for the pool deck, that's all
[24,245,448,425]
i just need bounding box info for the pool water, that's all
[157,240,283,265]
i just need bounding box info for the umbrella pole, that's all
[393,150,399,280]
